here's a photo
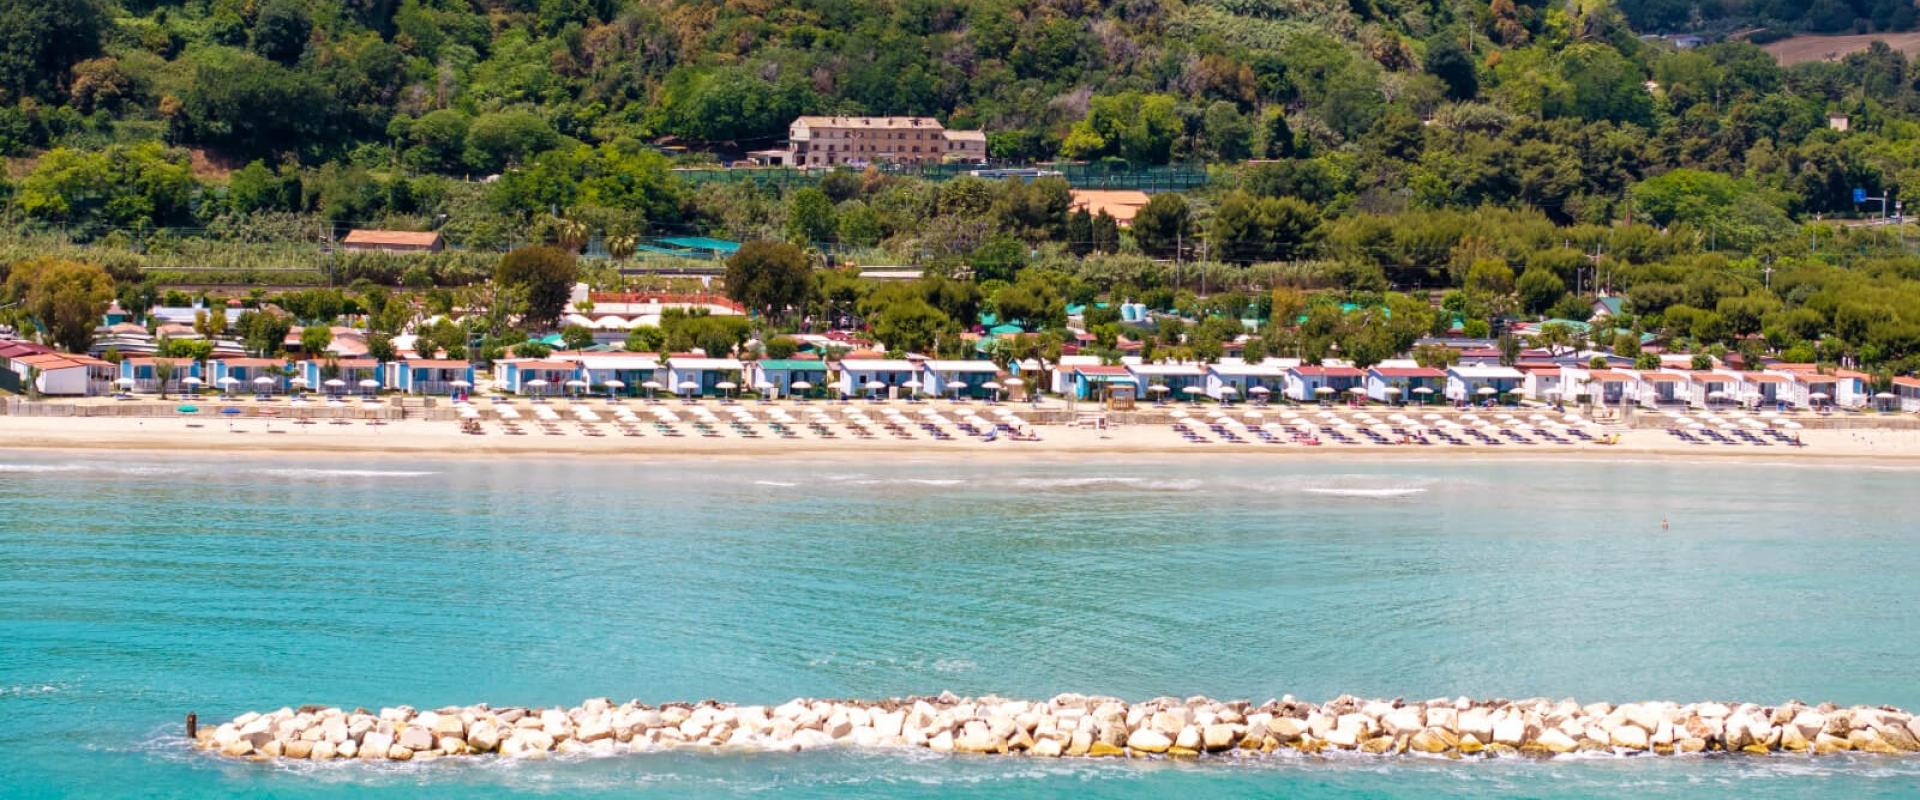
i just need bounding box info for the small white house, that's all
[665,356,745,397]
[1205,359,1289,402]
[1128,362,1207,401]
[834,358,919,397]
[1444,365,1524,403]
[1365,365,1446,404]
[921,359,1002,400]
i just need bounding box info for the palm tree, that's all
[606,233,637,262]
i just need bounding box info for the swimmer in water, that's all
[1661,517,1670,530]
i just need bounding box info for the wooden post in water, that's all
[186,712,197,740]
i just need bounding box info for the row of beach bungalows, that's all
[1052,357,1892,410]
[1523,364,1879,409]
[491,354,1011,399]
[111,356,479,395]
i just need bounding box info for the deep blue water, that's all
[3,452,1919,797]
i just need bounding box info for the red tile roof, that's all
[1369,367,1445,378]
[1293,366,1364,377]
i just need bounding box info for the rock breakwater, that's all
[197,693,1920,762]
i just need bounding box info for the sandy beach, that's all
[6,405,1920,463]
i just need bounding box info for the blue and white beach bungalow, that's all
[300,358,383,393]
[1365,365,1446,404]
[1128,362,1206,401]
[834,358,919,398]
[207,357,289,394]
[1205,359,1289,402]
[665,356,745,397]
[118,356,203,393]
[387,358,474,396]
[496,359,581,395]
[748,359,830,398]
[921,359,1002,399]
[1284,365,1364,402]
[1444,365,1524,403]
[557,353,662,396]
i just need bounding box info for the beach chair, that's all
[1500,428,1534,444]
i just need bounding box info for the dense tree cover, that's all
[1,257,112,353]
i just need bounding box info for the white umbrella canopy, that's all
[1346,386,1366,395]
[323,378,346,388]
[526,379,549,388]
[1145,384,1169,394]
[753,381,773,390]
[982,381,1003,390]
[1313,386,1335,394]
[1412,387,1434,395]
[643,380,664,390]
[791,380,813,390]
[677,380,699,391]
[902,379,921,389]
[218,376,240,385]
[604,379,625,389]
[1005,377,1025,387]
[181,377,203,386]
[1875,391,1897,399]
[1383,387,1402,394]
[359,379,381,389]
[1248,386,1271,395]
[290,377,309,386]
[1218,386,1239,396]
[115,377,136,387]
[1810,392,1830,400]
[565,379,588,388]
[451,379,473,388]
[864,380,887,390]
[715,381,738,390]
[252,376,275,385]
[949,381,970,390]
[1475,386,1498,395]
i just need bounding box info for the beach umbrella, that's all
[753,380,773,391]
[1383,386,1401,395]
[1246,411,1264,420]
[217,376,239,386]
[1875,391,1897,399]
[791,380,813,392]
[115,376,136,388]
[1005,377,1025,387]
[982,380,1003,391]
[1248,386,1271,395]
[253,376,275,386]
[290,377,309,387]
[566,379,588,389]
[1412,387,1434,394]
[451,379,472,388]
[1218,386,1239,396]
[221,407,243,417]
[176,404,198,414]
[526,378,549,395]
[677,380,699,396]
[1347,386,1366,395]
[1475,386,1498,396]
[1146,384,1169,395]
[182,376,203,387]
[1181,385,1205,402]
[716,381,738,390]
[323,378,346,389]
[1313,386,1335,395]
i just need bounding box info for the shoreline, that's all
[8,415,1920,468]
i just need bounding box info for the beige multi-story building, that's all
[755,116,987,167]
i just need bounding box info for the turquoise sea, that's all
[3,451,1920,798]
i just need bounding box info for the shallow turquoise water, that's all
[2,452,1918,797]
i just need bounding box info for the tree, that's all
[178,53,335,160]
[967,236,1027,283]
[300,325,334,356]
[1425,35,1478,101]
[561,324,594,351]
[2,257,113,353]
[1515,268,1567,315]
[464,111,559,172]
[1209,191,1319,263]
[152,358,175,400]
[367,332,396,363]
[16,143,197,237]
[869,298,952,354]
[1530,321,1579,356]
[252,0,312,66]
[495,246,578,331]
[237,310,293,357]
[786,188,836,244]
[1061,91,1182,164]
[1092,211,1121,253]
[725,241,813,324]
[0,0,106,103]
[1132,194,1191,258]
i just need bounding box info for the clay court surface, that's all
[1761,32,1920,64]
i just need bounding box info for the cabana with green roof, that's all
[749,359,829,397]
